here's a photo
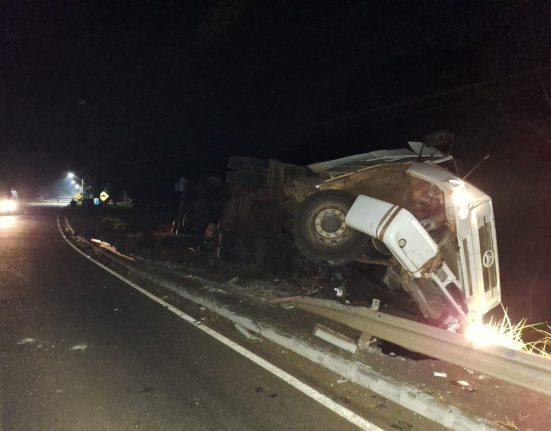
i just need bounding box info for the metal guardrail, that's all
[289,296,551,398]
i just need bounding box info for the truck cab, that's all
[291,137,500,329]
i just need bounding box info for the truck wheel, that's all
[293,190,371,266]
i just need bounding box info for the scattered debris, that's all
[69,344,89,351]
[455,380,470,387]
[62,208,548,431]
[90,238,135,261]
[334,284,345,298]
[234,323,262,342]
[228,276,240,285]
[433,372,448,378]
[205,286,228,295]
[271,295,304,304]
[313,323,358,354]
[17,338,37,345]
[357,331,377,352]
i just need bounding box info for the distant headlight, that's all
[0,199,17,213]
[451,187,472,220]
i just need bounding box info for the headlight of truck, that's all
[0,199,17,213]
[451,187,472,220]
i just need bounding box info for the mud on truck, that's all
[285,132,500,331]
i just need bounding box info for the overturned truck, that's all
[226,133,500,330]
[221,134,501,329]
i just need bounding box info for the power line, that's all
[324,100,469,135]
[305,64,551,130]
[121,65,551,165]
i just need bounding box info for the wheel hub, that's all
[314,208,348,244]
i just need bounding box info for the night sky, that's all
[1,0,550,196]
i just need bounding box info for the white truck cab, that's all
[292,135,500,329]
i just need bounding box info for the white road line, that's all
[56,216,382,431]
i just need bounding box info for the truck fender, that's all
[345,195,438,277]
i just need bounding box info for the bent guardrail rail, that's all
[287,296,551,398]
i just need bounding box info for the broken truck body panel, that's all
[306,144,444,176]
[289,140,501,327]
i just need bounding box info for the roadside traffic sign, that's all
[74,192,82,200]
[100,191,110,202]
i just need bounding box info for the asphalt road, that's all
[0,208,362,431]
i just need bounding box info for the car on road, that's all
[0,189,20,214]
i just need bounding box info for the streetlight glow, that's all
[66,171,85,198]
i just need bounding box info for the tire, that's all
[293,190,371,266]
